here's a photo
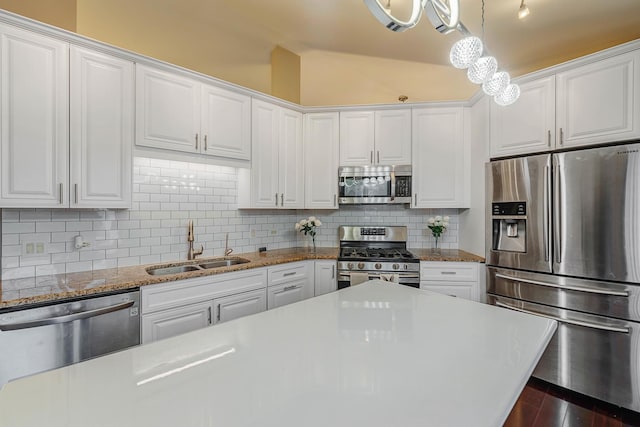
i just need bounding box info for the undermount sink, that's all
[145,257,251,276]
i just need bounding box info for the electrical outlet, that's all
[270,229,277,235]
[23,241,47,257]
[250,229,256,238]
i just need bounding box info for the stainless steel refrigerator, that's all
[486,143,640,412]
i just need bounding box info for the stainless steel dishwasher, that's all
[0,290,140,386]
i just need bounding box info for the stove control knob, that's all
[392,263,399,270]
[375,263,382,270]
[358,262,365,270]
[347,263,354,270]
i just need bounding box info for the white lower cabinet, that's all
[141,300,213,343]
[267,261,314,309]
[314,260,337,296]
[213,288,267,324]
[140,268,267,344]
[419,261,481,302]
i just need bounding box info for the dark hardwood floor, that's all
[504,378,640,427]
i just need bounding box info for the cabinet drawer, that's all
[421,284,474,300]
[267,278,313,309]
[268,261,310,286]
[420,262,478,282]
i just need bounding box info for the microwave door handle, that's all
[390,171,396,201]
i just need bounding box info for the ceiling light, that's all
[383,0,391,15]
[449,36,483,69]
[495,84,521,106]
[467,56,497,84]
[518,0,530,19]
[363,0,424,32]
[483,71,510,96]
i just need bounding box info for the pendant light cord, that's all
[481,0,485,43]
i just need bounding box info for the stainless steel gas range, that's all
[337,226,420,289]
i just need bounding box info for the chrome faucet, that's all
[224,232,233,256]
[187,220,204,260]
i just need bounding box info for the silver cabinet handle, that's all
[334,194,337,207]
[495,273,629,297]
[414,194,417,206]
[331,265,335,279]
[283,272,296,277]
[547,130,551,147]
[204,135,208,151]
[0,300,134,331]
[216,304,221,322]
[440,271,457,275]
[559,127,564,145]
[74,183,78,204]
[283,285,298,291]
[195,133,199,150]
[494,301,629,334]
[59,183,64,205]
[377,151,380,164]
[370,151,373,164]
[280,193,284,206]
[208,306,212,324]
[275,193,278,206]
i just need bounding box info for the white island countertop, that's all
[0,281,556,427]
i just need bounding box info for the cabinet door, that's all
[250,99,280,208]
[213,288,267,324]
[201,84,251,160]
[339,111,375,166]
[141,300,213,344]
[304,113,339,209]
[375,109,411,164]
[135,65,200,153]
[412,107,469,208]
[279,107,304,208]
[557,51,640,148]
[314,261,336,296]
[0,25,68,208]
[70,46,133,208]
[267,278,313,309]
[490,76,556,158]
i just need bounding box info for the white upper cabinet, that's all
[490,76,556,158]
[136,65,200,153]
[240,99,303,209]
[556,50,640,148]
[0,25,133,209]
[70,46,133,208]
[412,107,469,208]
[304,112,339,209]
[0,25,69,207]
[201,85,251,160]
[136,64,251,160]
[490,50,640,158]
[339,109,411,166]
[375,109,412,164]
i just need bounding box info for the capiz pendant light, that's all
[467,56,497,84]
[494,84,521,106]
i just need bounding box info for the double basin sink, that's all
[146,257,251,276]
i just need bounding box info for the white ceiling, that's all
[217,0,640,77]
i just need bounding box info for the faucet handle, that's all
[196,244,204,256]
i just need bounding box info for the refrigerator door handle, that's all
[495,273,629,297]
[553,162,563,264]
[495,301,630,334]
[543,165,550,262]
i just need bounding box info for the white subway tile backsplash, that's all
[2,157,459,281]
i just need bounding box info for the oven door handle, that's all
[494,301,630,334]
[339,272,420,280]
[495,273,629,297]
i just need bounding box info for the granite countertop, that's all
[0,247,484,310]
[0,281,556,427]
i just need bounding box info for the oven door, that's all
[338,271,420,289]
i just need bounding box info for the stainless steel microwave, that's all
[338,165,412,205]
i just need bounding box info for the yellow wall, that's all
[76,0,272,95]
[300,50,478,106]
[0,0,76,31]
[271,46,300,104]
